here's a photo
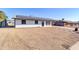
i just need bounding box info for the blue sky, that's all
[0,8,79,21]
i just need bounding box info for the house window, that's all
[22,20,26,24]
[46,21,50,25]
[35,20,38,24]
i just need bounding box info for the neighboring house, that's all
[54,20,79,27]
[64,21,79,28]
[12,15,56,28]
[7,20,14,27]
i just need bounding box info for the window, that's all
[35,20,38,24]
[46,21,50,25]
[22,20,26,24]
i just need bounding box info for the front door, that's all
[42,21,44,26]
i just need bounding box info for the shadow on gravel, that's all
[62,44,70,50]
[75,32,79,34]
[73,30,79,34]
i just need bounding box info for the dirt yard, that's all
[0,26,79,50]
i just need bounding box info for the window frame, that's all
[35,20,38,24]
[21,20,26,24]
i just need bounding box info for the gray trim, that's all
[12,15,56,21]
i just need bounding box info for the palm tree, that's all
[0,11,8,27]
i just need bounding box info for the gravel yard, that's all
[0,27,79,50]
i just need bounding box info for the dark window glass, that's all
[22,20,26,24]
[35,20,38,24]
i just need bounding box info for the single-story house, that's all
[12,15,56,28]
[64,21,79,28]
[54,20,79,27]
[12,15,79,28]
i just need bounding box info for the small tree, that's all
[0,11,8,27]
[0,11,6,21]
[62,18,64,21]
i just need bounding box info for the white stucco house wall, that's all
[12,15,56,28]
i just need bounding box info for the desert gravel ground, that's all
[0,26,79,50]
